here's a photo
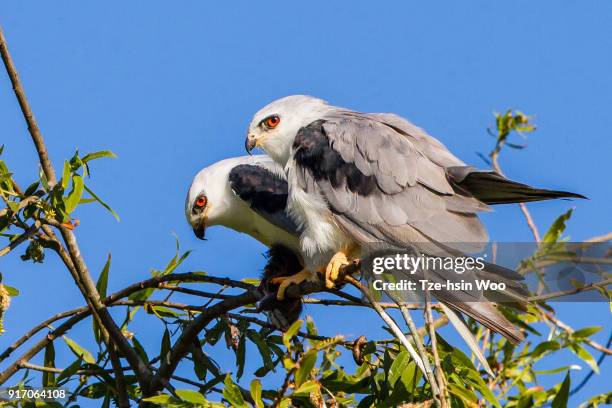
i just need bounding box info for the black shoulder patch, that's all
[228,164,289,214]
[293,120,376,195]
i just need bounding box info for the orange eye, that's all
[264,115,280,129]
[195,195,207,208]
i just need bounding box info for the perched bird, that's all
[185,156,304,329]
[244,95,585,344]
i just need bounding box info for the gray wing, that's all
[291,112,489,247]
[228,160,299,235]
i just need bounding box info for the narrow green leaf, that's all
[248,330,274,370]
[250,379,264,408]
[160,328,171,364]
[542,209,573,243]
[223,374,248,408]
[63,336,95,364]
[142,394,180,404]
[570,343,599,374]
[84,185,120,221]
[572,326,602,339]
[292,380,319,396]
[42,342,56,387]
[93,254,111,344]
[61,161,71,190]
[176,389,207,404]
[64,175,84,213]
[283,320,303,349]
[295,351,317,388]
[388,350,409,386]
[551,372,571,408]
[96,254,111,298]
[56,358,82,383]
[235,321,247,380]
[82,150,118,163]
[132,337,150,365]
[3,285,19,297]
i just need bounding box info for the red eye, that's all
[264,115,280,129]
[195,195,207,208]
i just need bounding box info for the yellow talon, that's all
[270,269,316,300]
[324,251,351,289]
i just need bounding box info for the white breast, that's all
[286,161,349,268]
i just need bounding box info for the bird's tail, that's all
[447,166,587,205]
[442,300,525,344]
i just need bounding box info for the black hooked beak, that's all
[193,222,206,240]
[245,135,256,155]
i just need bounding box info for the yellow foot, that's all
[325,251,351,289]
[270,269,315,300]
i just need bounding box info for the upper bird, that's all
[245,95,585,297]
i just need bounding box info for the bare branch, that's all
[0,26,56,186]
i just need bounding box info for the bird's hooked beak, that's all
[193,219,207,240]
[245,134,257,154]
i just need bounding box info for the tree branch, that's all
[0,26,56,186]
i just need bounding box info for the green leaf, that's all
[223,374,248,408]
[82,150,118,163]
[283,320,303,349]
[142,394,181,404]
[447,383,479,406]
[176,389,207,404]
[128,288,154,302]
[132,336,150,365]
[248,330,274,370]
[531,340,561,359]
[160,328,171,364]
[534,365,581,375]
[42,342,56,387]
[93,255,111,344]
[96,254,111,298]
[84,185,120,221]
[3,285,19,297]
[235,321,247,380]
[64,175,84,213]
[250,379,264,408]
[572,326,602,339]
[147,304,184,318]
[542,209,573,243]
[61,161,71,190]
[205,319,226,345]
[56,358,82,383]
[388,350,410,386]
[292,380,319,397]
[551,372,571,408]
[295,351,317,387]
[63,336,95,364]
[570,343,599,374]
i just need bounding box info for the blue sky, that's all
[1,1,610,406]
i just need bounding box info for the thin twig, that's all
[528,277,612,302]
[424,290,448,407]
[0,221,39,257]
[543,312,612,355]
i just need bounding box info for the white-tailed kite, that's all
[185,156,303,329]
[244,95,585,343]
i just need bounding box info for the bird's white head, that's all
[245,95,331,166]
[185,160,235,240]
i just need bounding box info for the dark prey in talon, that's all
[258,245,304,330]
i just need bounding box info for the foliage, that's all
[0,67,609,407]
